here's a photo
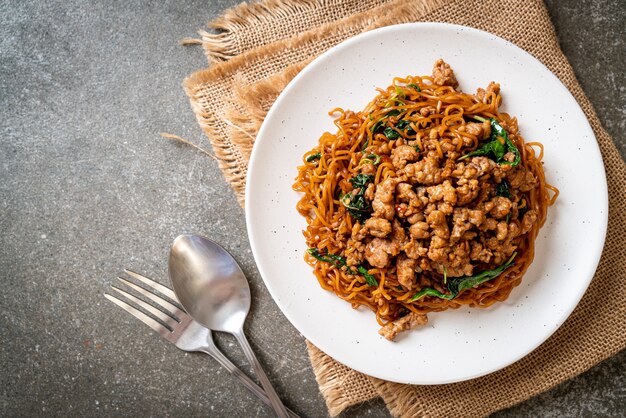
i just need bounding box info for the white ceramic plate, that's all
[245,23,608,384]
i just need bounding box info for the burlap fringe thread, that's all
[201,0,330,61]
[195,0,395,63]
[159,133,218,160]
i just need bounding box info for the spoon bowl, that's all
[169,235,249,333]
[169,234,290,418]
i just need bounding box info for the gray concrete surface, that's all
[1,0,624,417]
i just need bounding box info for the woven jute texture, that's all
[195,0,395,63]
[183,0,626,416]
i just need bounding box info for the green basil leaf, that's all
[306,152,321,162]
[344,174,374,222]
[395,120,411,130]
[458,142,493,160]
[411,253,516,301]
[490,119,520,166]
[447,253,516,295]
[371,120,384,133]
[307,248,377,286]
[411,287,454,301]
[518,205,529,218]
[492,138,506,161]
[459,118,520,167]
[496,179,511,198]
[349,173,373,189]
[358,266,379,286]
[384,127,401,140]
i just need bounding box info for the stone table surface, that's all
[1,0,624,417]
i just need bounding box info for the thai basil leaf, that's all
[447,253,516,295]
[340,193,368,222]
[371,109,401,133]
[343,174,374,222]
[358,265,379,286]
[307,249,378,286]
[491,119,521,166]
[518,205,529,218]
[395,120,411,130]
[458,117,521,166]
[349,173,373,189]
[491,139,506,161]
[307,248,348,269]
[306,152,321,162]
[395,119,416,136]
[383,127,401,140]
[411,253,516,301]
[371,120,384,133]
[458,136,505,161]
[410,287,454,301]
[496,179,511,199]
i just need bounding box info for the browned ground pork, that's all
[349,60,540,340]
[378,312,429,341]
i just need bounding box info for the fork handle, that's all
[200,345,300,418]
[232,328,291,418]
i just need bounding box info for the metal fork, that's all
[105,270,299,418]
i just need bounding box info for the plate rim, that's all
[245,22,608,384]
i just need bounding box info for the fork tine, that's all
[124,269,178,301]
[117,276,179,313]
[105,293,172,336]
[111,286,179,326]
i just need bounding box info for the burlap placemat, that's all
[183,0,626,416]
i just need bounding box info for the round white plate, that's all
[245,23,608,384]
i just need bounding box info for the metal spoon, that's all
[168,234,291,418]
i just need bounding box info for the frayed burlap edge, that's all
[225,62,310,163]
[221,0,454,167]
[306,341,379,416]
[197,0,392,63]
[183,0,626,416]
[184,0,449,207]
[183,2,391,206]
[221,0,452,156]
[200,0,316,62]
[183,70,247,203]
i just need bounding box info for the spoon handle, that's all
[201,345,300,418]
[232,328,291,418]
